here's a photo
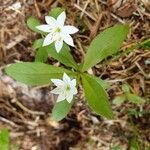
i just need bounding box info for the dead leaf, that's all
[108,0,137,18]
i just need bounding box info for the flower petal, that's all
[55,40,63,53]
[45,16,56,27]
[51,79,64,86]
[63,25,79,34]
[63,34,74,47]
[71,87,77,95]
[63,73,71,83]
[43,33,54,46]
[51,87,62,94]
[71,79,76,87]
[57,93,66,102]
[36,25,52,32]
[66,92,73,103]
[57,11,66,27]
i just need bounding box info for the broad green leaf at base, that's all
[5,62,76,86]
[88,75,110,90]
[52,100,73,121]
[32,38,44,49]
[45,43,78,70]
[35,47,48,62]
[81,74,113,119]
[27,17,43,33]
[82,25,129,72]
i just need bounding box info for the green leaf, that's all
[27,17,43,33]
[126,93,145,104]
[49,7,65,19]
[113,95,126,106]
[35,47,48,62]
[45,43,78,70]
[87,74,110,89]
[52,100,73,121]
[0,128,9,150]
[129,138,140,150]
[110,145,121,150]
[82,25,129,72]
[5,62,76,86]
[81,74,113,119]
[32,38,44,49]
[122,84,130,93]
[140,38,150,50]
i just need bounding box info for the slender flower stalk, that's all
[36,11,79,53]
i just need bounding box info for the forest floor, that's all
[0,0,150,150]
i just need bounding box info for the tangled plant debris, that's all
[0,0,150,149]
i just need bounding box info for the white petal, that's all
[63,34,74,47]
[57,93,66,102]
[51,87,62,94]
[45,16,56,27]
[66,92,73,103]
[71,87,77,95]
[63,25,79,34]
[36,25,51,32]
[57,11,66,27]
[51,79,64,86]
[71,79,76,87]
[55,40,63,53]
[63,73,71,83]
[43,33,54,46]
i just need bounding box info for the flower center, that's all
[66,85,71,91]
[55,27,61,33]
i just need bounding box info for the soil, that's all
[0,0,150,150]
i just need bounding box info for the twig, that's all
[12,98,45,115]
[0,116,18,127]
[34,0,41,18]
[135,61,150,79]
[74,4,96,21]
[90,12,104,39]
[80,0,90,18]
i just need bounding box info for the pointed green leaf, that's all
[81,74,113,119]
[35,47,48,62]
[122,84,130,93]
[89,75,110,89]
[45,43,78,70]
[126,93,145,104]
[140,38,150,50]
[49,7,65,19]
[82,25,129,72]
[113,95,126,106]
[32,38,44,49]
[27,17,43,33]
[0,128,9,150]
[5,62,76,86]
[52,100,73,121]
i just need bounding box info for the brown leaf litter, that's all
[0,0,150,149]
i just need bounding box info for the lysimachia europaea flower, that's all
[36,11,79,53]
[51,73,77,103]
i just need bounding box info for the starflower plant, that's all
[5,7,129,121]
[36,11,78,52]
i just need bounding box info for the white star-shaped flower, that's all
[51,73,77,103]
[36,11,79,53]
